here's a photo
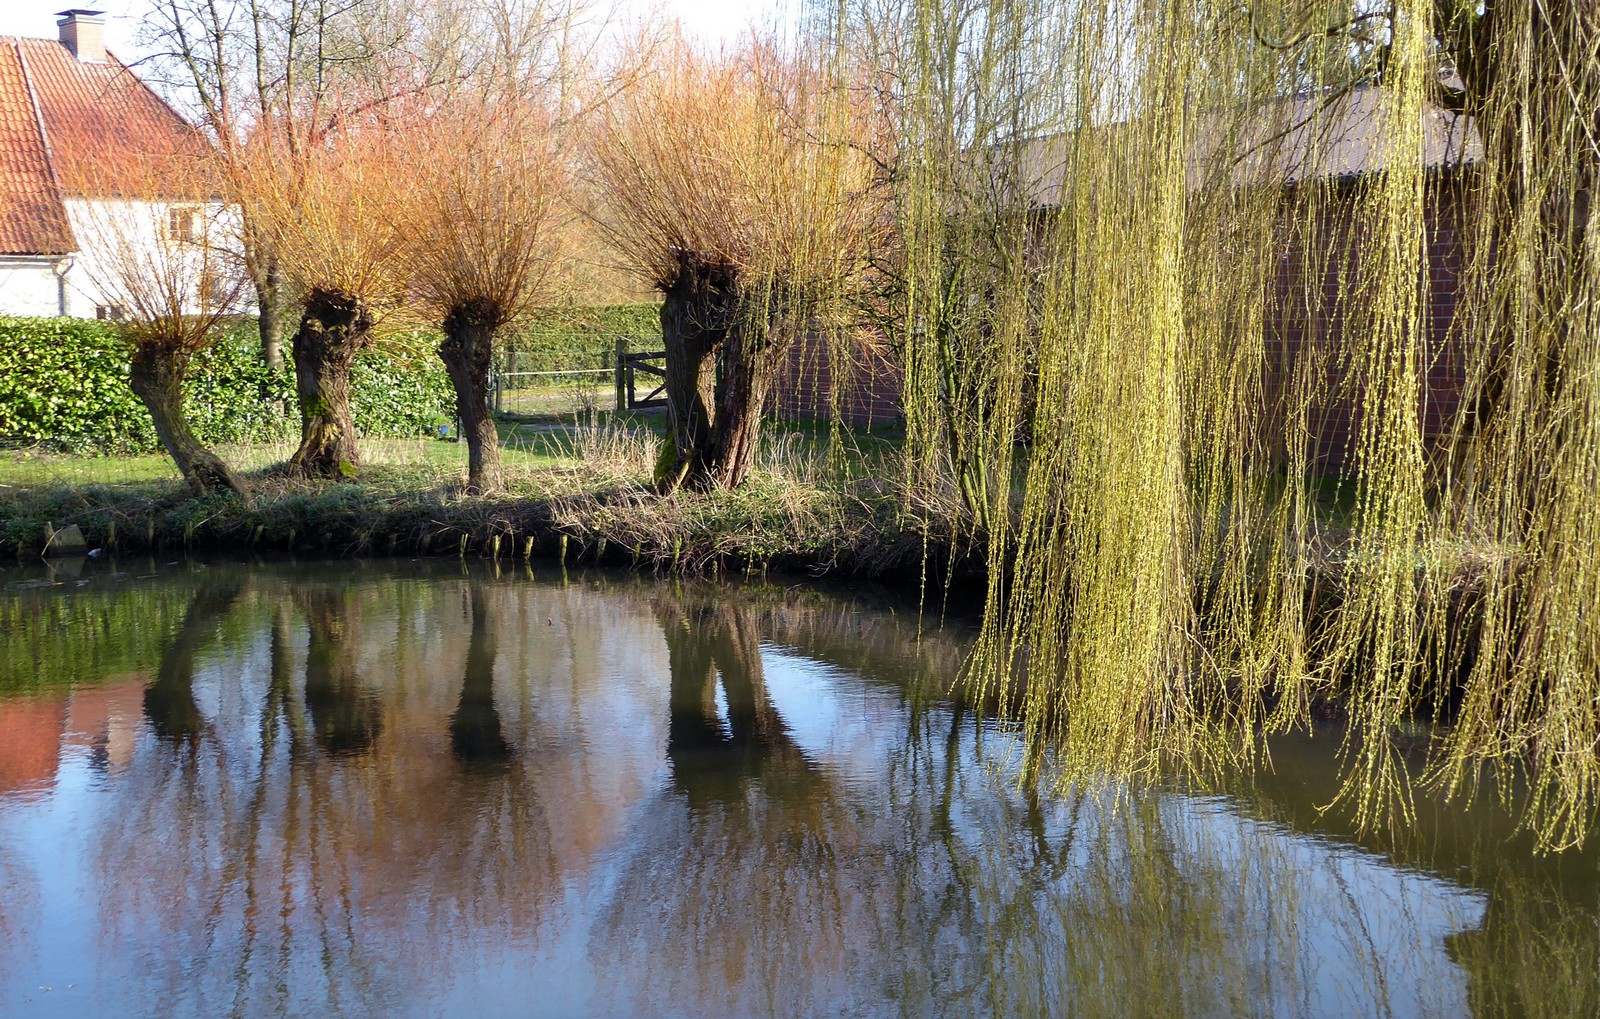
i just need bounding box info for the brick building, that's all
[773,88,1486,473]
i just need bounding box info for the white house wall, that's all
[60,198,247,320]
[0,257,65,317]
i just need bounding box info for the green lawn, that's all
[0,412,624,491]
[0,402,903,492]
[0,437,555,490]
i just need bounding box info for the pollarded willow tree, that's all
[863,0,1600,847]
[395,98,566,494]
[238,123,407,478]
[586,31,883,491]
[143,0,578,366]
[76,159,252,497]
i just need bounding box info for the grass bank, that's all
[0,405,1507,609]
[0,410,971,585]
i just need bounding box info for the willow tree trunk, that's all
[439,300,503,495]
[659,256,732,491]
[1442,3,1599,450]
[289,288,370,478]
[658,254,780,491]
[127,345,248,497]
[706,314,775,490]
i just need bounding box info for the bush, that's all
[499,303,662,375]
[0,317,454,454]
[184,333,298,446]
[354,330,454,437]
[0,317,145,453]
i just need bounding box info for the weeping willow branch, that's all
[872,0,1600,849]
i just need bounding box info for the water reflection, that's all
[298,587,382,756]
[141,582,241,745]
[449,584,511,766]
[0,561,1594,1018]
[660,598,821,800]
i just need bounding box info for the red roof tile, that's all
[0,40,73,255]
[0,35,209,255]
[13,37,211,198]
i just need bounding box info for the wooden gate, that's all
[615,342,669,411]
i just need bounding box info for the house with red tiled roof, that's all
[0,11,232,319]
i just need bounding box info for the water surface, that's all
[0,558,1594,1018]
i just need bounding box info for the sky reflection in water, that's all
[0,558,1594,1018]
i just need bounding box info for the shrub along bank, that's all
[0,317,454,455]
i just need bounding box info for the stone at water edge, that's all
[44,524,87,557]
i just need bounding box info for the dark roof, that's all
[1021,87,1484,209]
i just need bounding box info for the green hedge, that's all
[0,317,163,453]
[499,303,662,375]
[0,317,453,454]
[355,330,455,437]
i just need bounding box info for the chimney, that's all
[56,10,106,63]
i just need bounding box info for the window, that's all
[199,268,238,313]
[167,207,200,245]
[96,304,126,322]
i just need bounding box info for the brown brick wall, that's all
[1265,176,1474,474]
[769,334,904,429]
[772,177,1476,473]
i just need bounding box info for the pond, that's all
[0,558,1594,1018]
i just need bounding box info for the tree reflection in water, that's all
[85,572,592,1018]
[591,597,868,1016]
[660,598,823,802]
[297,587,382,756]
[0,564,1587,1018]
[141,582,242,745]
[449,583,511,766]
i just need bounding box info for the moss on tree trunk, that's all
[289,288,370,478]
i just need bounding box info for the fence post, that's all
[614,337,628,413]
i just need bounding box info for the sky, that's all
[0,1,786,56]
